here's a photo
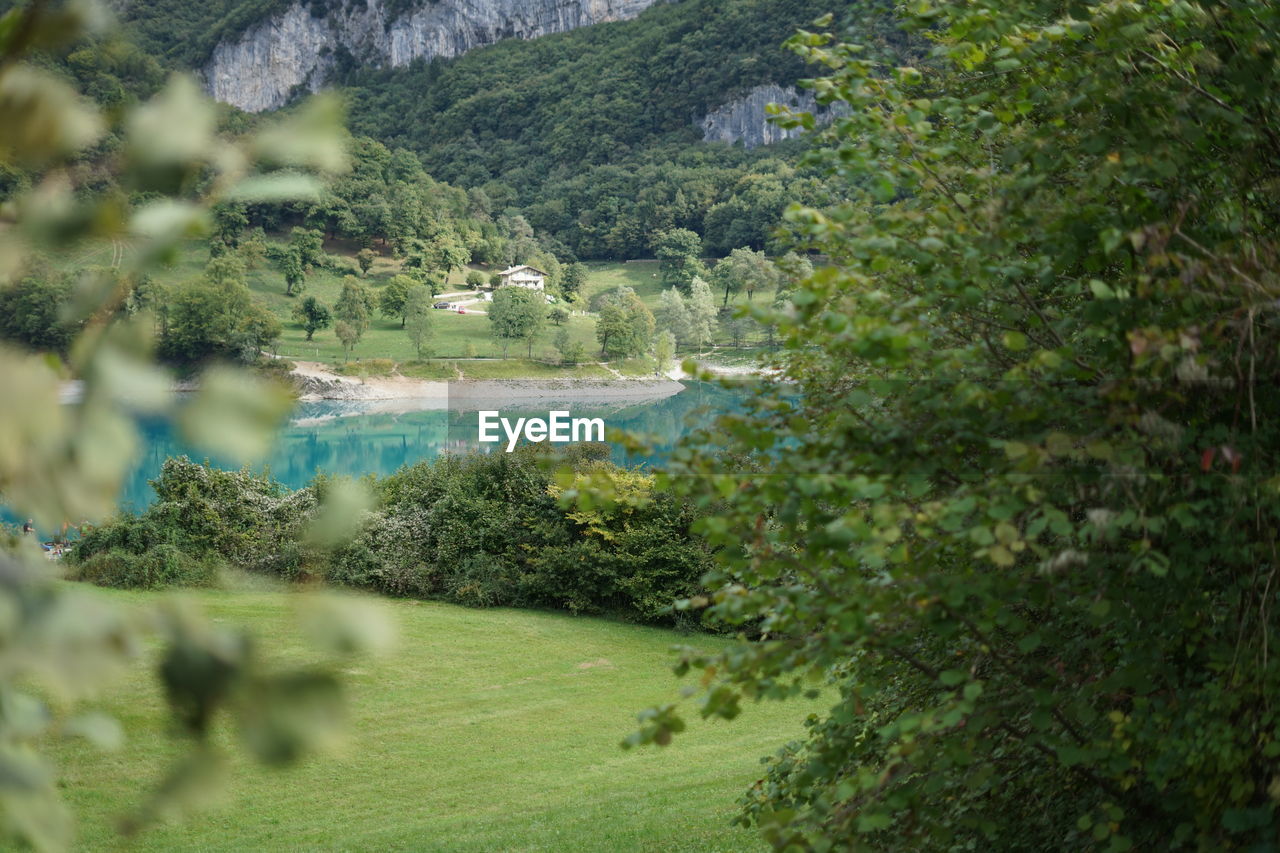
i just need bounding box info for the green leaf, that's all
[1002,331,1027,351]
[63,712,124,751]
[1088,279,1115,300]
[0,66,102,165]
[178,367,291,464]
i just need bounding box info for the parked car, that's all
[456,307,466,314]
[433,301,451,309]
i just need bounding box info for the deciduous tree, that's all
[293,295,331,341]
[653,228,706,293]
[685,277,716,354]
[379,274,414,327]
[404,286,433,358]
[627,3,1280,849]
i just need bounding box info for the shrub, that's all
[70,452,712,626]
[72,544,217,589]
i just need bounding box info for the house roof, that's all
[497,265,547,277]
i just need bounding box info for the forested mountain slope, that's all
[332,0,886,257]
[105,0,898,257]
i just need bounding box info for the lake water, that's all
[120,381,749,509]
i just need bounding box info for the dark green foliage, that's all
[73,544,218,589]
[343,451,711,623]
[653,228,705,292]
[487,286,544,358]
[594,286,654,359]
[70,457,318,579]
[117,0,292,68]
[159,275,281,363]
[561,261,586,296]
[292,295,331,340]
[0,268,77,352]
[637,1,1280,849]
[344,0,822,164]
[71,453,712,626]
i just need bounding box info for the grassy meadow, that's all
[51,587,816,851]
[62,241,778,375]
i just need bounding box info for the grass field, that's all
[51,587,816,851]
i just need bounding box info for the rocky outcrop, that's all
[698,83,846,148]
[204,0,661,112]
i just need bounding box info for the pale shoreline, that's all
[289,359,690,403]
[59,357,768,406]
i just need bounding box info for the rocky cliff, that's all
[204,0,661,112]
[698,83,845,148]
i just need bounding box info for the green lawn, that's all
[52,587,814,851]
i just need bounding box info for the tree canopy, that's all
[629,1,1280,849]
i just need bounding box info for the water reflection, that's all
[121,382,748,509]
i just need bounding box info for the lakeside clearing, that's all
[59,241,777,381]
[51,587,813,851]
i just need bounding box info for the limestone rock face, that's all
[204,0,661,112]
[698,83,844,148]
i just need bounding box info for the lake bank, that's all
[290,359,687,404]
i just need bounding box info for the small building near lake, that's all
[494,265,546,292]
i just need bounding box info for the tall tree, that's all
[562,262,588,297]
[657,287,692,346]
[333,277,372,359]
[685,277,716,354]
[654,329,675,374]
[653,228,707,293]
[211,202,248,251]
[488,287,541,358]
[280,246,305,297]
[404,286,433,358]
[334,320,359,363]
[595,286,654,359]
[290,226,326,272]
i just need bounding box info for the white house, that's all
[495,265,546,292]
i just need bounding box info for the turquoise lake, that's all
[121,381,750,509]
